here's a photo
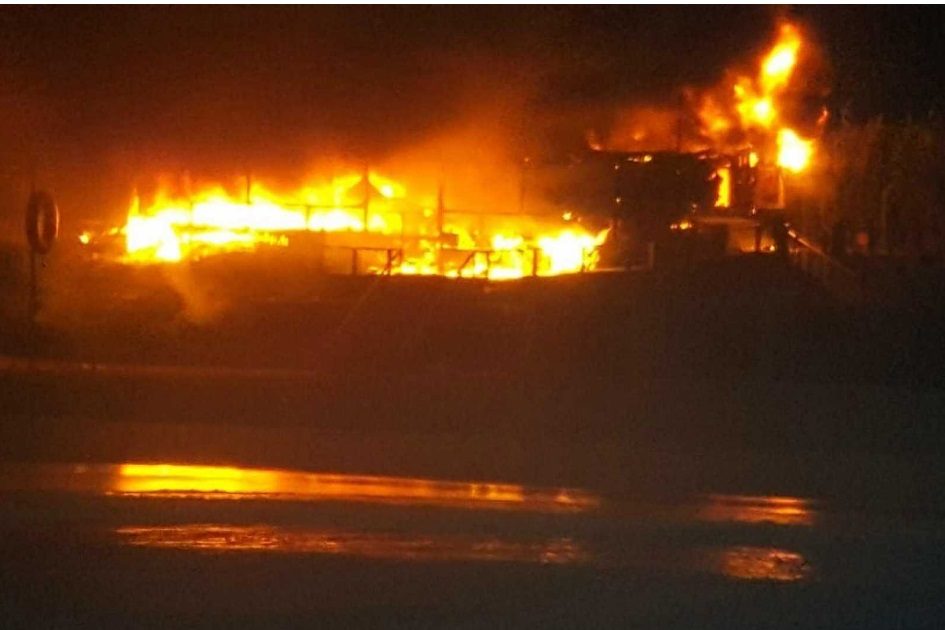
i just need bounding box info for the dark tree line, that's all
[807,115,945,260]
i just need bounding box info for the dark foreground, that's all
[1,253,944,626]
[2,462,944,628]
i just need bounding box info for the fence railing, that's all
[786,227,863,302]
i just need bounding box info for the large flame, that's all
[117,170,608,278]
[700,22,816,172]
[597,21,821,182]
[776,128,813,173]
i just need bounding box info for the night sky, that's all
[0,6,942,222]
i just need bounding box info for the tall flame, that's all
[696,21,817,172]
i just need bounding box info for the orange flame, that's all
[696,21,817,173]
[117,170,608,278]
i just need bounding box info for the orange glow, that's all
[777,128,813,172]
[116,525,590,565]
[748,98,774,127]
[713,546,811,582]
[761,24,802,91]
[696,494,816,527]
[111,463,599,513]
[694,21,817,174]
[116,463,282,494]
[714,166,732,208]
[112,170,608,279]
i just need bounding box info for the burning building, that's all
[79,166,609,281]
[77,21,822,278]
[531,21,826,266]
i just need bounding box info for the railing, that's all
[786,227,863,302]
[453,247,594,279]
[341,247,404,276]
[333,245,598,280]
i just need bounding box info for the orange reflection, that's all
[696,494,815,527]
[117,463,282,494]
[111,463,599,513]
[712,546,811,582]
[115,525,589,565]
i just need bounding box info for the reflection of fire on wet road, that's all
[111,463,599,513]
[696,493,816,527]
[711,546,812,582]
[116,525,589,565]
[0,461,817,581]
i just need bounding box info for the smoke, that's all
[160,265,229,325]
[0,8,837,331]
[596,105,690,153]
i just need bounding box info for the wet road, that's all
[2,461,944,627]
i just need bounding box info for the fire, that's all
[761,25,801,90]
[697,21,818,174]
[111,169,607,279]
[776,128,813,173]
[714,166,732,208]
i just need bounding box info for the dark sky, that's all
[0,6,942,221]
